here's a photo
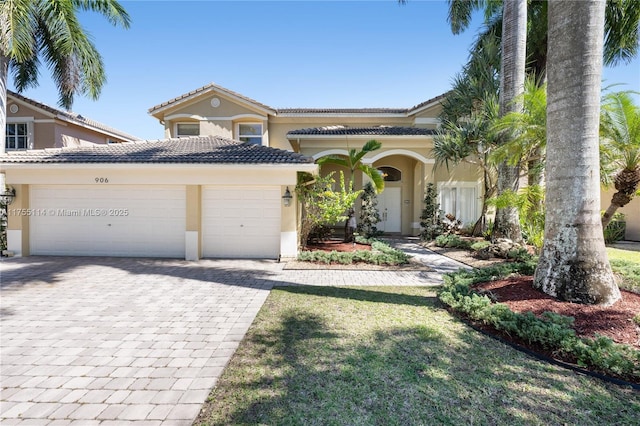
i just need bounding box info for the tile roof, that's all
[0,136,314,165]
[148,83,447,117]
[277,108,407,114]
[148,82,275,114]
[408,92,449,113]
[286,126,437,137]
[8,90,139,141]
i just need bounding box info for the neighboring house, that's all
[5,90,138,151]
[2,136,315,259]
[148,83,483,237]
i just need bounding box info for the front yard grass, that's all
[608,247,640,293]
[194,286,640,426]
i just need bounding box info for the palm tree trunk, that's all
[0,53,8,156]
[601,190,633,229]
[493,0,527,243]
[534,0,620,306]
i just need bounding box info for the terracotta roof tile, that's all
[0,136,314,165]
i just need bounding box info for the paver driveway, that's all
[1,257,280,425]
[0,242,467,425]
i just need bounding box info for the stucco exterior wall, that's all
[601,187,640,241]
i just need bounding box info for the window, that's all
[6,123,28,150]
[237,123,262,145]
[377,166,402,182]
[176,123,200,137]
[439,183,478,225]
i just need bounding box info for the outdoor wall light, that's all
[0,186,16,206]
[282,187,293,207]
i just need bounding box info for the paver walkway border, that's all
[1,239,466,425]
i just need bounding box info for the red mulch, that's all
[473,276,640,349]
[304,239,372,253]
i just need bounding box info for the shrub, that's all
[420,183,444,241]
[434,234,472,249]
[358,182,381,238]
[603,212,626,244]
[470,241,491,252]
[439,265,640,382]
[298,240,409,265]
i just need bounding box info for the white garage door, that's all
[202,186,281,258]
[30,185,186,257]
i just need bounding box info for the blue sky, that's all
[10,0,640,140]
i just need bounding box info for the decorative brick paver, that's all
[1,239,464,424]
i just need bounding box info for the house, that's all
[5,90,138,151]
[148,83,483,237]
[4,83,634,261]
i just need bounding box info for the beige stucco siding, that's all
[7,101,51,121]
[3,166,302,187]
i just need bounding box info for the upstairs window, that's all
[6,123,28,150]
[176,123,200,137]
[238,123,263,145]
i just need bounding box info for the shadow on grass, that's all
[195,286,640,426]
[275,285,444,308]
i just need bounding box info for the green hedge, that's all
[438,264,640,382]
[298,240,410,265]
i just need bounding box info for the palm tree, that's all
[434,95,499,236]
[316,139,385,193]
[600,91,640,228]
[492,0,526,243]
[446,0,638,72]
[534,0,620,306]
[0,0,130,154]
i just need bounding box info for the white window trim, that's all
[235,122,265,146]
[437,181,482,226]
[6,117,34,150]
[174,122,200,138]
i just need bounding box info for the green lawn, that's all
[608,247,640,292]
[195,286,640,426]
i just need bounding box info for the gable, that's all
[162,93,269,122]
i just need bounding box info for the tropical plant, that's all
[491,0,526,243]
[534,0,620,306]
[599,91,640,228]
[491,77,547,186]
[445,0,639,73]
[434,94,499,236]
[296,171,362,248]
[419,183,443,241]
[316,139,384,193]
[0,0,131,153]
[358,182,381,238]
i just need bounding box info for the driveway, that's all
[1,243,466,425]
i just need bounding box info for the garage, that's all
[1,136,316,260]
[202,186,281,258]
[30,185,186,257]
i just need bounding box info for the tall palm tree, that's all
[446,0,638,72]
[316,139,385,193]
[600,91,640,228]
[534,0,620,306]
[0,0,130,154]
[492,0,526,243]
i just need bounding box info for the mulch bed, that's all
[303,240,372,253]
[473,276,640,349]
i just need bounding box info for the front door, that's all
[377,187,401,233]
